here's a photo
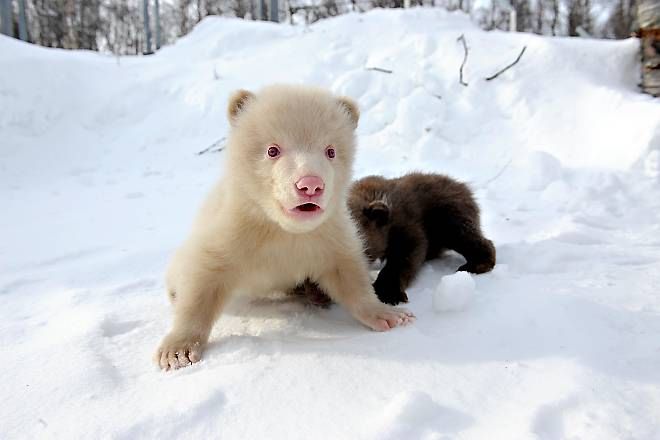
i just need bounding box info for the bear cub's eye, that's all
[325,146,336,159]
[267,144,281,159]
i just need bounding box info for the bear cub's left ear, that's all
[227,89,256,126]
[337,96,360,129]
[364,200,389,226]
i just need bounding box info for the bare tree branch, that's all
[197,137,226,155]
[457,34,469,87]
[485,46,527,81]
[365,66,393,74]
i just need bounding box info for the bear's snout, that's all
[295,175,325,198]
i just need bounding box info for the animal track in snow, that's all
[532,397,580,440]
[100,317,144,338]
[371,391,473,438]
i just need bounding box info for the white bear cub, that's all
[155,85,414,370]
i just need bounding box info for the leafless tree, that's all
[0,0,641,56]
[511,0,532,32]
[534,0,544,34]
[608,0,638,39]
[550,0,559,35]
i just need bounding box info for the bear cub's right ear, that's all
[337,96,360,129]
[227,89,255,126]
[363,200,390,226]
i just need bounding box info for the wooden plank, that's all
[639,0,660,97]
[639,1,660,29]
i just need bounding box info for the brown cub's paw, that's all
[375,286,409,305]
[154,333,205,371]
[457,261,495,274]
[373,278,409,305]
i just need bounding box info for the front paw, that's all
[353,301,415,332]
[154,332,205,371]
[457,260,495,274]
[373,279,409,305]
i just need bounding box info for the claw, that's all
[154,333,205,371]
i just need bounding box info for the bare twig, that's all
[197,137,226,155]
[477,157,513,188]
[485,46,527,81]
[457,34,469,87]
[365,66,393,74]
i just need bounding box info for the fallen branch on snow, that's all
[485,46,527,81]
[197,137,226,155]
[365,66,393,74]
[457,34,469,87]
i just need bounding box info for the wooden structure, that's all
[639,0,660,97]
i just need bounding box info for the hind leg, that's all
[455,235,496,274]
[444,218,496,274]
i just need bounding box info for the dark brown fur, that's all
[291,172,496,305]
[290,278,333,308]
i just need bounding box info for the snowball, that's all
[433,272,475,312]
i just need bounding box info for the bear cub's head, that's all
[348,175,392,262]
[226,85,360,234]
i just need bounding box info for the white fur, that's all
[155,85,414,370]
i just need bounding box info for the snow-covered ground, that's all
[1,8,659,439]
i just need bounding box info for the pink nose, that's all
[295,175,325,197]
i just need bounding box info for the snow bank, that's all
[1,8,660,439]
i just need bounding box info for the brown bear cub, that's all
[295,173,496,306]
[350,173,495,304]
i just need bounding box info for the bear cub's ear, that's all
[363,200,389,226]
[337,96,360,129]
[227,89,256,126]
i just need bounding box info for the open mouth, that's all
[286,202,324,219]
[295,203,321,212]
